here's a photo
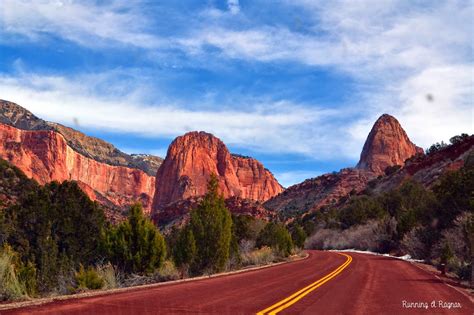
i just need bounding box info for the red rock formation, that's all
[264,168,376,216]
[356,114,423,175]
[0,123,156,213]
[152,131,283,216]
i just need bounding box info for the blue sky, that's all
[0,0,472,187]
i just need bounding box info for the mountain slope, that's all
[265,114,427,217]
[0,100,163,175]
[152,131,283,223]
[0,100,159,213]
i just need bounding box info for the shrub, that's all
[157,260,180,281]
[291,224,307,249]
[4,181,106,293]
[75,265,104,291]
[173,226,196,269]
[188,174,233,274]
[96,263,120,289]
[305,219,396,252]
[106,203,166,274]
[0,245,28,301]
[257,222,293,257]
[241,247,275,266]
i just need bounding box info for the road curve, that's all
[2,251,472,315]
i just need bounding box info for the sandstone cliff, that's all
[0,100,163,176]
[356,114,423,174]
[264,114,425,217]
[152,131,283,220]
[0,100,159,214]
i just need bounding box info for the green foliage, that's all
[4,181,106,293]
[380,180,436,239]
[338,195,386,229]
[173,226,196,268]
[188,174,233,273]
[257,222,293,257]
[440,242,454,265]
[426,141,448,155]
[291,224,307,249]
[449,133,470,145]
[0,245,30,301]
[106,203,166,274]
[75,265,104,290]
[432,167,474,230]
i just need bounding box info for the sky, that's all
[0,0,472,187]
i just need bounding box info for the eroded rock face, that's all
[0,123,156,213]
[356,114,423,175]
[0,100,163,176]
[264,168,376,216]
[152,131,283,216]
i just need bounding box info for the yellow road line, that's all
[256,253,352,315]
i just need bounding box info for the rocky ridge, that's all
[0,100,159,213]
[265,114,427,217]
[152,131,283,223]
[0,100,163,176]
[356,114,423,175]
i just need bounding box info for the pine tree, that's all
[173,226,197,268]
[107,203,166,273]
[189,174,232,273]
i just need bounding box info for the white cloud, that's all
[0,71,357,159]
[178,0,473,148]
[0,0,161,48]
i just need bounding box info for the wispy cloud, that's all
[0,0,161,48]
[0,0,472,186]
[0,70,356,159]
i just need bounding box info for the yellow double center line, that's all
[256,253,353,315]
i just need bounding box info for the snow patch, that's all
[328,249,424,263]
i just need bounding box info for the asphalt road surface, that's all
[2,251,473,314]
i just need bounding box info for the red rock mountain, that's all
[265,114,426,216]
[0,100,161,215]
[356,114,423,174]
[152,131,283,219]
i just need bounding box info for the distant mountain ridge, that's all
[264,114,473,219]
[0,100,163,176]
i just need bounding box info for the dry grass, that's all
[241,246,275,266]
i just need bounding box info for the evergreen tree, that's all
[291,224,307,249]
[107,203,166,273]
[257,222,293,257]
[173,226,196,268]
[189,174,233,273]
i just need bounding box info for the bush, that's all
[106,203,166,274]
[188,174,233,274]
[305,219,396,252]
[257,222,293,257]
[96,263,120,289]
[241,247,275,266]
[337,195,385,229]
[0,245,29,301]
[157,260,180,281]
[4,181,106,293]
[75,265,104,291]
[291,224,307,249]
[173,226,196,269]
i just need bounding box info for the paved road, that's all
[2,251,473,314]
